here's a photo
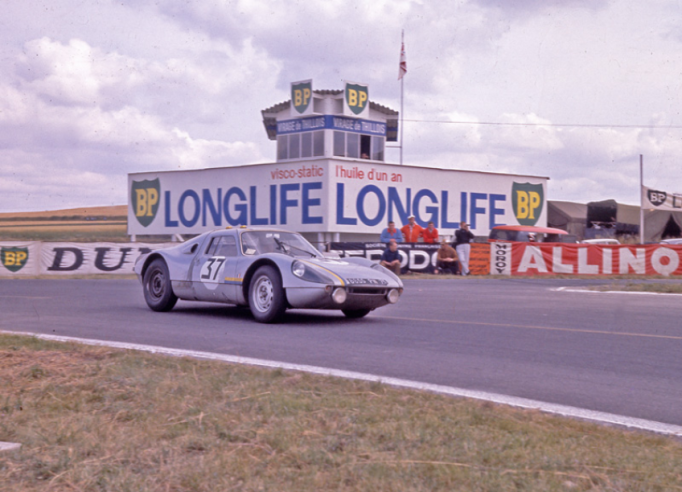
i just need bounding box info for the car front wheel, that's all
[249,266,287,323]
[143,258,178,312]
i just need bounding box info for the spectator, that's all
[380,221,404,243]
[436,240,459,275]
[453,221,475,276]
[380,240,402,275]
[423,221,439,243]
[401,215,424,243]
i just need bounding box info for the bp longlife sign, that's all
[128,160,548,236]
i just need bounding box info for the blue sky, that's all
[2,0,682,211]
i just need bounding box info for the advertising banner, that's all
[128,159,548,237]
[642,185,682,211]
[493,243,682,276]
[0,242,41,276]
[0,242,174,276]
[329,242,490,275]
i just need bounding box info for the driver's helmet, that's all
[527,233,536,242]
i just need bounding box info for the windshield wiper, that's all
[274,238,316,257]
[273,237,291,255]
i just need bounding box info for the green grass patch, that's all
[1,334,681,491]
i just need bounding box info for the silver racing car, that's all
[134,227,403,323]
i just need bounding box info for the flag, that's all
[398,39,407,80]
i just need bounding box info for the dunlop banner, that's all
[329,242,489,275]
[0,242,174,276]
[493,243,682,276]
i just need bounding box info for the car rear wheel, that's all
[143,258,178,312]
[249,266,286,323]
[342,308,371,319]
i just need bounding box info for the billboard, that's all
[492,242,682,276]
[128,159,548,236]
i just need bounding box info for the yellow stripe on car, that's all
[300,260,345,286]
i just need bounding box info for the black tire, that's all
[143,258,178,312]
[248,266,287,323]
[342,308,371,319]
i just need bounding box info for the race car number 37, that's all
[200,257,225,283]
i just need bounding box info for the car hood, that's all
[300,257,400,287]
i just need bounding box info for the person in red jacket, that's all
[401,215,424,243]
[422,221,439,243]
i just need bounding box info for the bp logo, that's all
[291,80,312,114]
[647,189,667,207]
[1,247,28,272]
[131,178,160,227]
[345,83,368,115]
[512,182,544,226]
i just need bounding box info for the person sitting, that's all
[380,221,404,243]
[401,215,424,243]
[436,240,459,275]
[423,221,439,243]
[380,240,402,275]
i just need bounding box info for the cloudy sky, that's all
[1,0,681,212]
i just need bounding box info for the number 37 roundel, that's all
[200,257,225,285]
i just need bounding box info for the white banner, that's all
[642,185,682,211]
[128,159,549,237]
[0,242,174,276]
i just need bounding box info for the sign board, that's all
[128,159,548,236]
[642,185,682,211]
[492,243,682,276]
[276,115,386,137]
[290,79,313,117]
[0,242,174,276]
[343,80,369,118]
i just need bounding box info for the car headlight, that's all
[332,288,347,304]
[291,260,333,284]
[292,261,306,277]
[387,288,401,304]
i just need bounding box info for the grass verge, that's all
[1,334,682,491]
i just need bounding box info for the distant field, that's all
[0,205,141,242]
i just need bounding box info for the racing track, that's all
[2,277,682,430]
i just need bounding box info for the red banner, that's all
[492,243,682,276]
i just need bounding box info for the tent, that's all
[547,201,587,238]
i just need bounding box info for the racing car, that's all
[134,227,403,323]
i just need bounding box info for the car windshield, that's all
[240,231,319,257]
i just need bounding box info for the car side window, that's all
[215,236,238,257]
[205,237,219,256]
[205,236,238,257]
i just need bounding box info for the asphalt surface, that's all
[2,277,682,426]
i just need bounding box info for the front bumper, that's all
[286,286,400,310]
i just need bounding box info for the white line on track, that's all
[553,286,682,296]
[3,330,682,437]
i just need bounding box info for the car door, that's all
[191,233,240,303]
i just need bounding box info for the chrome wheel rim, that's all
[252,275,274,313]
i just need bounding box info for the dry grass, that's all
[1,334,682,491]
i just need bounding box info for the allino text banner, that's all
[492,243,682,276]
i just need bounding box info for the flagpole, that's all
[400,30,404,166]
[639,154,644,244]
